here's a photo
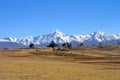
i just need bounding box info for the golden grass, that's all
[0,47,120,80]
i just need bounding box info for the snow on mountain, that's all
[19,36,34,45]
[0,37,18,42]
[0,30,120,48]
[49,29,66,38]
[48,30,70,43]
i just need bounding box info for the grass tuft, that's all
[55,52,84,56]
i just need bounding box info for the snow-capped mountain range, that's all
[0,30,120,48]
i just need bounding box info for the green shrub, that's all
[55,52,84,56]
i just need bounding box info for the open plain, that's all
[0,46,120,80]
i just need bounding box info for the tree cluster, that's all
[47,41,72,51]
[47,41,57,51]
[62,43,72,50]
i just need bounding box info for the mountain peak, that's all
[50,29,66,36]
[91,31,105,35]
[51,29,62,33]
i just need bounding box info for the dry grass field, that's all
[0,46,120,80]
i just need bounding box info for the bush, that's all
[80,43,84,46]
[55,52,83,56]
[29,43,34,48]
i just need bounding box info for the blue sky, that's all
[0,0,120,38]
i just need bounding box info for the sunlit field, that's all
[0,46,120,80]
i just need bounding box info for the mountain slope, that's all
[0,30,120,48]
[0,42,26,48]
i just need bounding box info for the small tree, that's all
[66,43,72,49]
[99,42,102,46]
[29,43,34,48]
[48,41,57,51]
[80,43,84,46]
[62,43,67,50]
